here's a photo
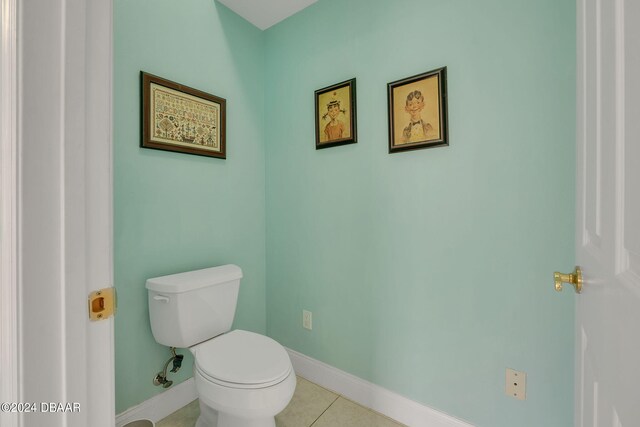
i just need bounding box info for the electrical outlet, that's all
[303,310,312,330]
[506,368,526,400]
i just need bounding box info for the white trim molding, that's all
[286,348,475,427]
[115,379,198,427]
[114,351,475,427]
[0,0,20,426]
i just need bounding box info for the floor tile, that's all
[156,399,199,427]
[155,376,404,427]
[311,397,405,427]
[276,376,339,427]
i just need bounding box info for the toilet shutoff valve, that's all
[153,347,183,388]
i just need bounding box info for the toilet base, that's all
[195,400,276,427]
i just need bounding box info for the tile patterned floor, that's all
[156,376,405,427]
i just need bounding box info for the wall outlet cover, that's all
[303,310,312,330]
[506,368,526,400]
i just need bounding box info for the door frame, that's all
[0,0,20,425]
[1,0,115,426]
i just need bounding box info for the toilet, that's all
[146,265,296,427]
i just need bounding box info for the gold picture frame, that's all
[387,67,448,153]
[315,78,357,149]
[142,72,226,159]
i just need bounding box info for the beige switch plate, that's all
[506,368,526,400]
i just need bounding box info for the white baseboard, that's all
[286,348,475,427]
[115,378,198,427]
[115,350,474,427]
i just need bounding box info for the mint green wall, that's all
[114,0,265,413]
[115,0,575,424]
[264,1,575,427]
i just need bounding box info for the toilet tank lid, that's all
[146,264,243,294]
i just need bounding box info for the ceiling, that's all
[217,0,318,30]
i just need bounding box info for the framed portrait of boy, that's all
[387,67,448,153]
[315,78,357,149]
[141,72,226,159]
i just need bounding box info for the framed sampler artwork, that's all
[141,72,226,158]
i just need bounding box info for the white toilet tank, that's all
[146,264,243,348]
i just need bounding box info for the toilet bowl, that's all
[146,265,295,427]
[192,330,295,427]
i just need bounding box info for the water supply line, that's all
[153,347,184,388]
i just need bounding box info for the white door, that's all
[1,1,115,426]
[575,0,640,426]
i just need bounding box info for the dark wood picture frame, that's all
[314,78,357,150]
[141,72,226,159]
[387,67,448,153]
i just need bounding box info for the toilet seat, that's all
[193,330,292,389]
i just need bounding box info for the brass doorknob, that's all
[554,266,583,294]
